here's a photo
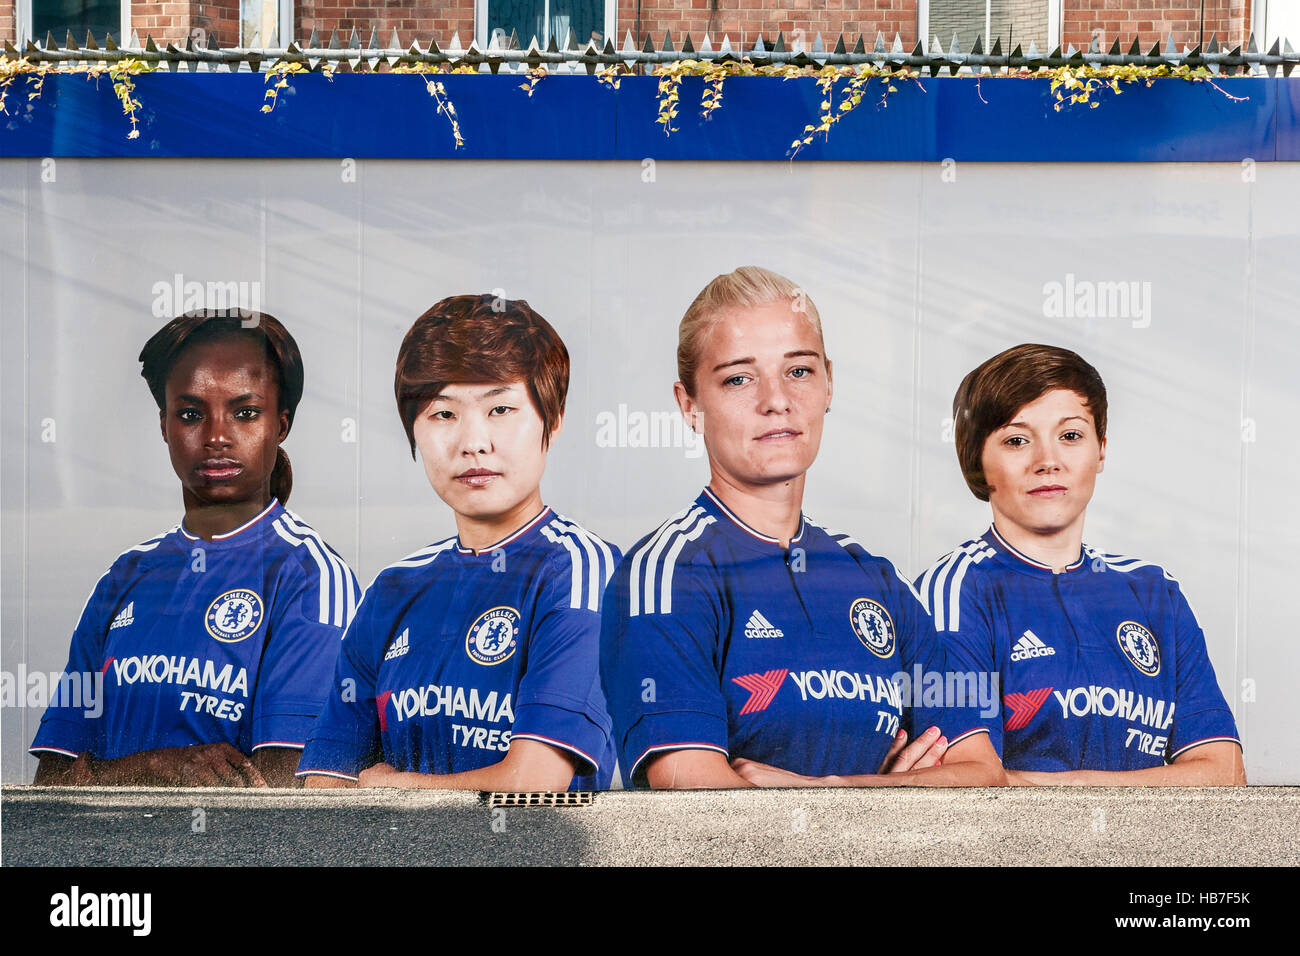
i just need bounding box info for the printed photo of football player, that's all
[30,311,359,787]
[599,266,1006,789]
[915,343,1245,785]
[299,294,619,791]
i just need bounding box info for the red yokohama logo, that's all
[1004,687,1053,730]
[732,669,789,715]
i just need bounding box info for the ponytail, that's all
[271,447,293,507]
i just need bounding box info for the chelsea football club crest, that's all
[466,606,521,666]
[205,589,264,643]
[849,598,896,659]
[1116,620,1161,677]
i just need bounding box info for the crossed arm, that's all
[646,726,1008,789]
[999,740,1245,786]
[644,734,1245,789]
[302,738,577,791]
[33,744,304,788]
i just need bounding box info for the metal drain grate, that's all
[484,791,596,808]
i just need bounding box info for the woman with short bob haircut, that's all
[916,343,1244,785]
[600,266,1005,789]
[299,294,619,791]
[31,311,359,787]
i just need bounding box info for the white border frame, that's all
[917,0,1062,51]
[16,0,132,45]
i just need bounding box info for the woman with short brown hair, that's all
[917,343,1244,785]
[300,294,619,791]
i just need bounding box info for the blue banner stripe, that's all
[0,74,1290,161]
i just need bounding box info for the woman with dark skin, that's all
[31,311,358,787]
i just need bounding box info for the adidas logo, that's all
[744,610,784,639]
[109,601,135,630]
[383,628,411,661]
[1010,629,1056,662]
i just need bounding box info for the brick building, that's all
[3,1,1292,58]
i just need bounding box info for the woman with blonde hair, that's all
[600,267,1005,789]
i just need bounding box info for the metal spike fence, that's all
[5,27,1299,76]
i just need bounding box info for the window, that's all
[475,0,616,50]
[917,0,1060,54]
[240,0,293,47]
[18,0,131,45]
[1254,0,1300,51]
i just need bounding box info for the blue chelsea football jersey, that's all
[30,500,359,762]
[916,525,1241,772]
[298,508,620,790]
[601,488,951,787]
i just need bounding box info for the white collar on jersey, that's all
[179,499,280,542]
[703,487,807,547]
[455,506,552,555]
[987,522,1086,573]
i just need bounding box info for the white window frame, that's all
[1253,0,1300,50]
[474,0,617,51]
[917,0,1062,52]
[16,0,132,46]
[236,0,295,47]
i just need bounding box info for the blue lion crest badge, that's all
[850,598,896,659]
[1116,620,1161,677]
[205,589,264,643]
[466,606,521,666]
